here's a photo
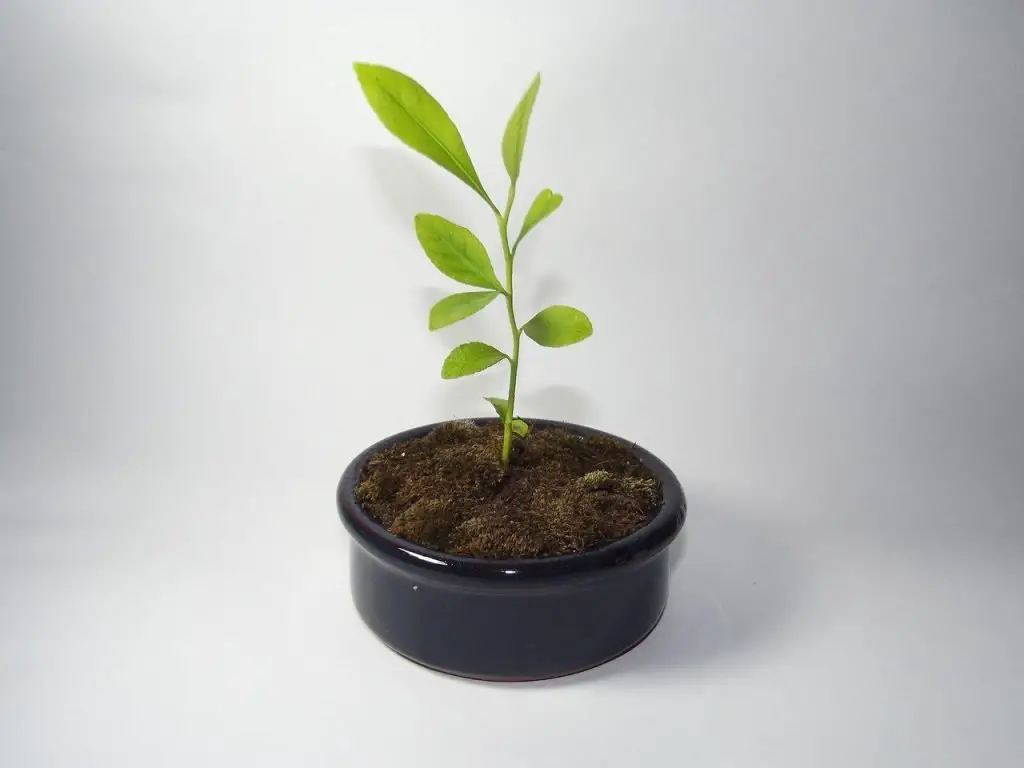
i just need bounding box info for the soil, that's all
[355,420,663,559]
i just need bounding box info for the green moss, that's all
[579,470,615,490]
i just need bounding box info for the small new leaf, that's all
[441,342,508,379]
[429,291,499,330]
[502,74,541,183]
[415,214,504,291]
[522,305,593,347]
[485,396,510,420]
[485,397,528,437]
[515,189,563,250]
[353,63,493,206]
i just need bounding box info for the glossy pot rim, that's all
[337,418,686,583]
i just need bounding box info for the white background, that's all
[2,1,1023,765]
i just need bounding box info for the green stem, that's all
[497,183,519,470]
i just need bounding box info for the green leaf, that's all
[485,396,510,419]
[415,214,504,291]
[502,74,541,183]
[522,305,593,347]
[441,342,508,379]
[353,63,493,206]
[429,291,499,331]
[514,189,563,249]
[485,398,529,437]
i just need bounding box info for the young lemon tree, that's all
[353,63,592,470]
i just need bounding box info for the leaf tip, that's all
[413,212,433,233]
[352,61,376,82]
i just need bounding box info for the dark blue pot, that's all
[337,418,686,682]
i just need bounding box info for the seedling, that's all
[353,63,592,470]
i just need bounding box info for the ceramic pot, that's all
[337,418,686,682]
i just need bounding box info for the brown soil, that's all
[354,420,663,559]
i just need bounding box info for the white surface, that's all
[2,1,1023,766]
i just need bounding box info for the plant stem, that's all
[497,183,519,470]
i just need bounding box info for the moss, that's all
[389,499,459,551]
[355,421,663,559]
[579,470,615,490]
[620,476,660,506]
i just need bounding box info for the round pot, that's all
[336,418,687,682]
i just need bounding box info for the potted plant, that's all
[338,63,687,681]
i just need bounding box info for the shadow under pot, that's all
[336,418,687,682]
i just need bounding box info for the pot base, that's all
[348,541,672,681]
[375,607,665,683]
